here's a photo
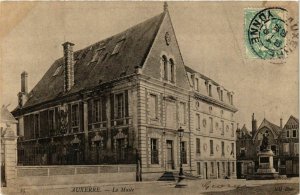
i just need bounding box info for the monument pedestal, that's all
[247,149,279,180]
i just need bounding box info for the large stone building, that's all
[236,114,299,178]
[12,3,237,180]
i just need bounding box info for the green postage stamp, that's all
[245,7,289,60]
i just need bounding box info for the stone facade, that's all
[12,5,238,180]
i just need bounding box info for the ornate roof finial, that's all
[164,2,168,12]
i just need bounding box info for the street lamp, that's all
[175,126,187,188]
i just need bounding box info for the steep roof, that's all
[257,118,282,136]
[21,12,166,109]
[1,105,17,123]
[283,115,299,128]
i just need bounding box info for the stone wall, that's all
[16,164,136,187]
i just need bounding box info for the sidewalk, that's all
[1,177,299,195]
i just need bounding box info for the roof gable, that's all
[284,115,299,129]
[254,118,282,139]
[141,11,190,89]
[1,106,17,123]
[22,12,166,109]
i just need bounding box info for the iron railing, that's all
[17,143,135,166]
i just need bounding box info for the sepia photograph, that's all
[0,1,299,194]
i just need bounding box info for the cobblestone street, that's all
[2,177,299,195]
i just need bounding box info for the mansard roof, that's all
[20,12,166,110]
[185,66,221,86]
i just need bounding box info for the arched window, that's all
[170,58,175,83]
[162,55,168,80]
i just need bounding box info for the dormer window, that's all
[208,84,212,97]
[220,90,223,101]
[91,48,105,63]
[112,39,125,55]
[195,78,199,91]
[53,66,62,77]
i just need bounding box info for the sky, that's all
[1,1,298,130]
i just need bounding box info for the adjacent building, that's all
[236,114,299,178]
[12,3,238,180]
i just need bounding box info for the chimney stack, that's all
[252,113,257,137]
[21,71,28,93]
[62,42,75,92]
[280,118,283,128]
[18,71,28,107]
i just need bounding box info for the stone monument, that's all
[248,130,279,180]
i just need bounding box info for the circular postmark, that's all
[248,7,288,60]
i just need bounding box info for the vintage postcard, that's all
[0,1,299,195]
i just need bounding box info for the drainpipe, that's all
[188,94,192,173]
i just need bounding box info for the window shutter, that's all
[110,94,114,120]
[125,90,129,117]
[88,99,93,124]
[79,102,84,132]
[29,114,34,139]
[102,96,106,121]
[24,115,30,139]
[55,107,60,135]
[68,104,72,133]
[40,110,48,138]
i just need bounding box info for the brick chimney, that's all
[18,71,28,107]
[62,42,75,92]
[252,113,257,137]
[280,118,283,128]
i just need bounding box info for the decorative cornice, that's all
[193,92,238,113]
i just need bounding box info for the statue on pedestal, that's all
[260,130,269,151]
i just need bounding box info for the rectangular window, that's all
[209,117,213,132]
[231,143,234,155]
[231,123,234,137]
[179,102,185,124]
[208,84,212,97]
[232,162,235,172]
[195,78,199,91]
[287,130,290,138]
[221,141,225,156]
[112,39,125,55]
[293,130,297,138]
[196,113,200,129]
[210,140,214,155]
[116,93,124,119]
[271,145,277,155]
[294,143,299,155]
[240,148,246,157]
[222,162,225,173]
[180,142,187,164]
[196,138,201,154]
[151,138,159,164]
[149,94,158,119]
[94,99,101,123]
[34,114,40,138]
[197,162,201,175]
[166,101,176,128]
[283,143,290,154]
[71,104,79,132]
[48,109,55,134]
[221,120,224,135]
[211,162,214,174]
